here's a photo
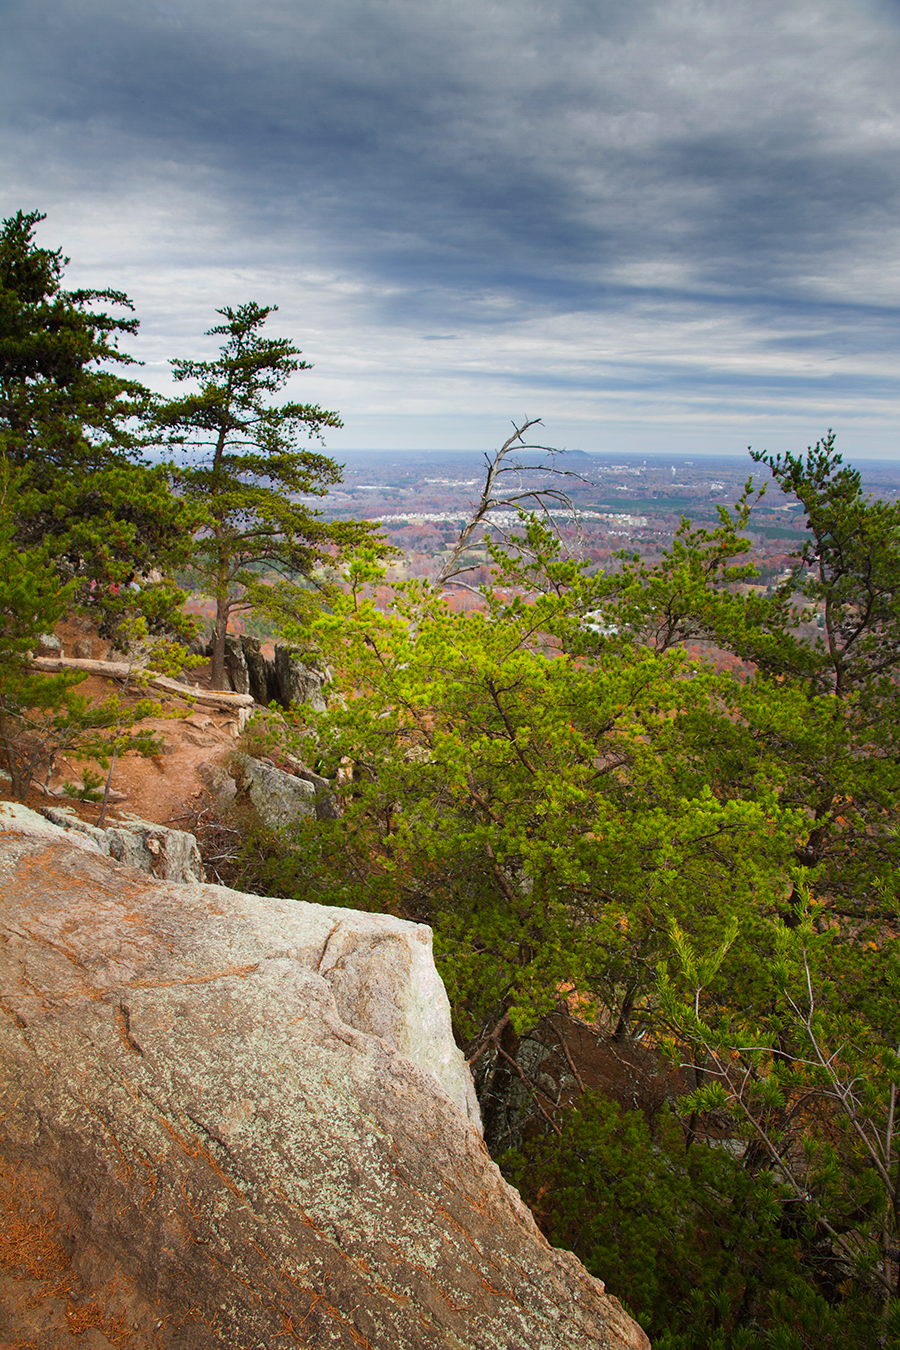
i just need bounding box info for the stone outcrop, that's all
[207,752,340,831]
[36,631,63,656]
[1,801,206,883]
[202,636,330,712]
[223,634,251,695]
[0,809,649,1350]
[242,634,281,705]
[274,645,329,711]
[230,751,318,832]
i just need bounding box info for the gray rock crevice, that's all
[208,636,330,712]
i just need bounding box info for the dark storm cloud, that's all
[1,0,899,448]
[4,1,896,305]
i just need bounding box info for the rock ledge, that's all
[0,812,649,1350]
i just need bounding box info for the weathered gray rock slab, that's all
[0,821,649,1350]
[38,803,206,883]
[223,633,251,694]
[274,646,328,711]
[231,751,319,830]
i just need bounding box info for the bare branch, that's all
[435,419,592,589]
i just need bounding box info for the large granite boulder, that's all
[0,808,649,1350]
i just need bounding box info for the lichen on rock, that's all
[0,808,649,1350]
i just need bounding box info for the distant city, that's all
[301,447,900,587]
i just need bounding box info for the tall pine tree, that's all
[157,302,382,688]
[0,210,196,639]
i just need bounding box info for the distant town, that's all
[305,446,900,590]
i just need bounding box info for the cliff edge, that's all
[0,807,649,1350]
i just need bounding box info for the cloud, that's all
[1,0,899,452]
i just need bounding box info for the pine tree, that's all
[156,302,381,688]
[0,209,197,639]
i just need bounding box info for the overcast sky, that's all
[2,0,900,458]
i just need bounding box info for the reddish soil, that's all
[1,617,239,829]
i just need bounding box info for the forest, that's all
[4,209,900,1350]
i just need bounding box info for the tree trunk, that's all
[612,981,638,1040]
[210,594,230,690]
[478,1018,522,1154]
[0,710,29,799]
[209,524,230,690]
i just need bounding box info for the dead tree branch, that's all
[435,419,592,590]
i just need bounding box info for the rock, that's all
[185,714,213,730]
[182,728,219,747]
[223,635,250,694]
[108,815,206,884]
[210,751,341,826]
[49,782,128,803]
[0,800,102,853]
[35,632,63,656]
[198,758,238,811]
[73,637,94,659]
[274,645,328,711]
[283,753,342,821]
[235,639,328,712]
[39,805,206,884]
[0,820,648,1350]
[241,634,280,706]
[231,751,318,831]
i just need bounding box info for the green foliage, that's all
[282,547,805,1048]
[0,463,195,807]
[0,209,147,476]
[274,434,900,1332]
[0,457,88,796]
[657,892,900,1322]
[67,616,202,825]
[0,210,199,640]
[752,432,900,698]
[63,768,105,803]
[502,1093,884,1349]
[154,301,385,686]
[197,807,314,896]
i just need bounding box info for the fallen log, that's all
[30,656,257,710]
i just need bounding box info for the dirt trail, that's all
[1,617,244,828]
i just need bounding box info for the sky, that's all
[2,0,900,459]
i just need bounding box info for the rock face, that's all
[274,645,329,711]
[230,751,319,832]
[201,753,341,835]
[223,634,251,695]
[242,634,280,705]
[36,803,205,883]
[213,637,329,712]
[0,813,649,1350]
